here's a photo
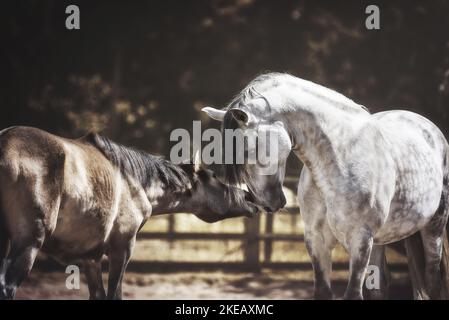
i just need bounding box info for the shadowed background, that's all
[2,0,449,157]
[2,0,449,299]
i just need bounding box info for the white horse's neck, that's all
[287,107,365,186]
[260,76,371,192]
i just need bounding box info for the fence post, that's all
[244,215,261,272]
[264,214,273,262]
[168,214,175,249]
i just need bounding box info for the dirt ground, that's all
[15,269,413,300]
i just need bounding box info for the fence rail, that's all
[137,232,304,241]
[133,213,411,274]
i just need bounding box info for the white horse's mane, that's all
[221,72,369,199]
[228,72,369,114]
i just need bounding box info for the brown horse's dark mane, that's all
[84,133,191,191]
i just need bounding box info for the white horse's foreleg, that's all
[304,223,337,299]
[364,245,390,299]
[298,168,336,299]
[344,229,374,300]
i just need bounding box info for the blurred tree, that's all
[1,0,449,163]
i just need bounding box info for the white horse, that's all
[203,72,449,299]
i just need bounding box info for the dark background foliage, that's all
[2,0,449,166]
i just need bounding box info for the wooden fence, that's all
[125,177,407,273]
[34,177,409,274]
[129,173,410,274]
[130,210,409,273]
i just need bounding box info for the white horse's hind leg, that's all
[419,177,449,299]
[298,168,337,299]
[420,229,443,299]
[405,233,428,299]
[420,219,448,299]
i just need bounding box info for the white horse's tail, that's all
[441,143,449,299]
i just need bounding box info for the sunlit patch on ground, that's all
[17,270,412,300]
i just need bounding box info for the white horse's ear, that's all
[202,107,226,122]
[193,149,201,172]
[229,109,250,126]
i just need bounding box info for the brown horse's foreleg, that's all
[84,259,106,300]
[106,237,135,300]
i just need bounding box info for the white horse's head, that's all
[202,96,292,212]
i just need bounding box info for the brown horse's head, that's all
[180,163,259,223]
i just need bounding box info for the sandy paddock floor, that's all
[15,269,413,300]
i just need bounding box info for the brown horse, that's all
[0,126,257,299]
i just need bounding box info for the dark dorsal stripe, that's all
[84,133,191,191]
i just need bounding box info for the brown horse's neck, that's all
[145,165,196,215]
[86,133,198,215]
[149,189,194,215]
